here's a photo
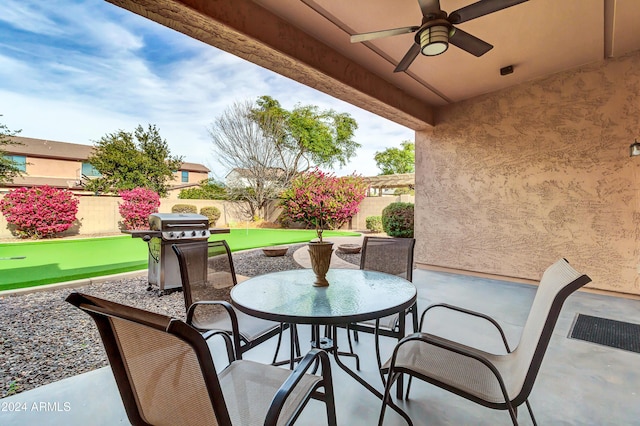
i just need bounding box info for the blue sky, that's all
[0,0,413,178]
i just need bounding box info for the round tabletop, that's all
[230,269,417,325]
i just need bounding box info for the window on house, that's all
[4,155,26,172]
[181,170,189,183]
[81,162,101,177]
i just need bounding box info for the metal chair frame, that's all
[379,259,591,425]
[346,236,418,378]
[173,240,292,362]
[66,292,337,426]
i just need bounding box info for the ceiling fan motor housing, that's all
[416,19,452,56]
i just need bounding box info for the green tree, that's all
[0,116,23,184]
[250,95,360,173]
[86,124,182,197]
[178,178,227,199]
[374,140,415,175]
[209,101,291,220]
[210,97,359,220]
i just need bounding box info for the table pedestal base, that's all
[310,325,361,371]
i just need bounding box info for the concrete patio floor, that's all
[2,255,640,425]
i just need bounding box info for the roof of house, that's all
[180,162,210,173]
[5,136,209,173]
[365,173,415,189]
[6,136,94,161]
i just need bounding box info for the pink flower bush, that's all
[279,169,368,237]
[119,188,160,230]
[0,186,79,239]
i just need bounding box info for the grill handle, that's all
[164,223,207,229]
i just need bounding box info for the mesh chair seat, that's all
[220,360,322,426]
[382,336,516,404]
[193,309,284,343]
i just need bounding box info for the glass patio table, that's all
[230,268,416,424]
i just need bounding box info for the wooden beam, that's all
[106,0,434,129]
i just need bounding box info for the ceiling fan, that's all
[350,0,529,72]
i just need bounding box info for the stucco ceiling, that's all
[255,0,640,106]
[107,0,640,129]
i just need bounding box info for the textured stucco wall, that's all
[415,51,640,295]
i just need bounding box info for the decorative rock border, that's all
[337,243,362,254]
[262,246,289,257]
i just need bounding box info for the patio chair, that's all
[66,292,337,426]
[173,240,294,362]
[379,258,591,425]
[346,236,418,372]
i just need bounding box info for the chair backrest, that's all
[65,292,232,426]
[509,259,591,405]
[173,240,237,326]
[360,236,416,281]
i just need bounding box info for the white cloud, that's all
[0,0,413,179]
[0,0,65,36]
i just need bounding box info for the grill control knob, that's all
[202,230,207,236]
[180,231,186,237]
[191,231,196,237]
[169,232,174,238]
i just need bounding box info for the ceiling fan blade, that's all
[449,27,493,57]
[417,0,441,18]
[394,43,421,73]
[449,0,528,24]
[351,26,420,43]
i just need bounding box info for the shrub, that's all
[365,216,383,233]
[178,179,227,199]
[171,204,197,214]
[279,169,368,232]
[0,186,79,238]
[119,187,160,230]
[382,202,414,238]
[200,206,221,227]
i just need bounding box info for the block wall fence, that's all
[0,194,413,239]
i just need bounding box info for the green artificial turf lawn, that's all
[0,229,360,291]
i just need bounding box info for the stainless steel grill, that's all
[148,213,211,241]
[129,213,211,295]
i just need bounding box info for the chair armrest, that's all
[420,303,511,352]
[391,333,513,403]
[264,349,333,426]
[187,301,242,359]
[200,329,236,364]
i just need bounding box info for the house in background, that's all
[225,167,286,188]
[1,136,209,196]
[365,173,415,197]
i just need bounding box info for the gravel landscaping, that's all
[1,243,353,398]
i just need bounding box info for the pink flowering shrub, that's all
[118,188,160,230]
[0,186,79,239]
[279,169,368,234]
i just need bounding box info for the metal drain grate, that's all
[569,314,640,353]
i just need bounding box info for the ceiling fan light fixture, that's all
[419,25,449,56]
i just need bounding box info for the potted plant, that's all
[307,201,333,287]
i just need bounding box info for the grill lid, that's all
[148,213,210,240]
[149,213,209,231]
